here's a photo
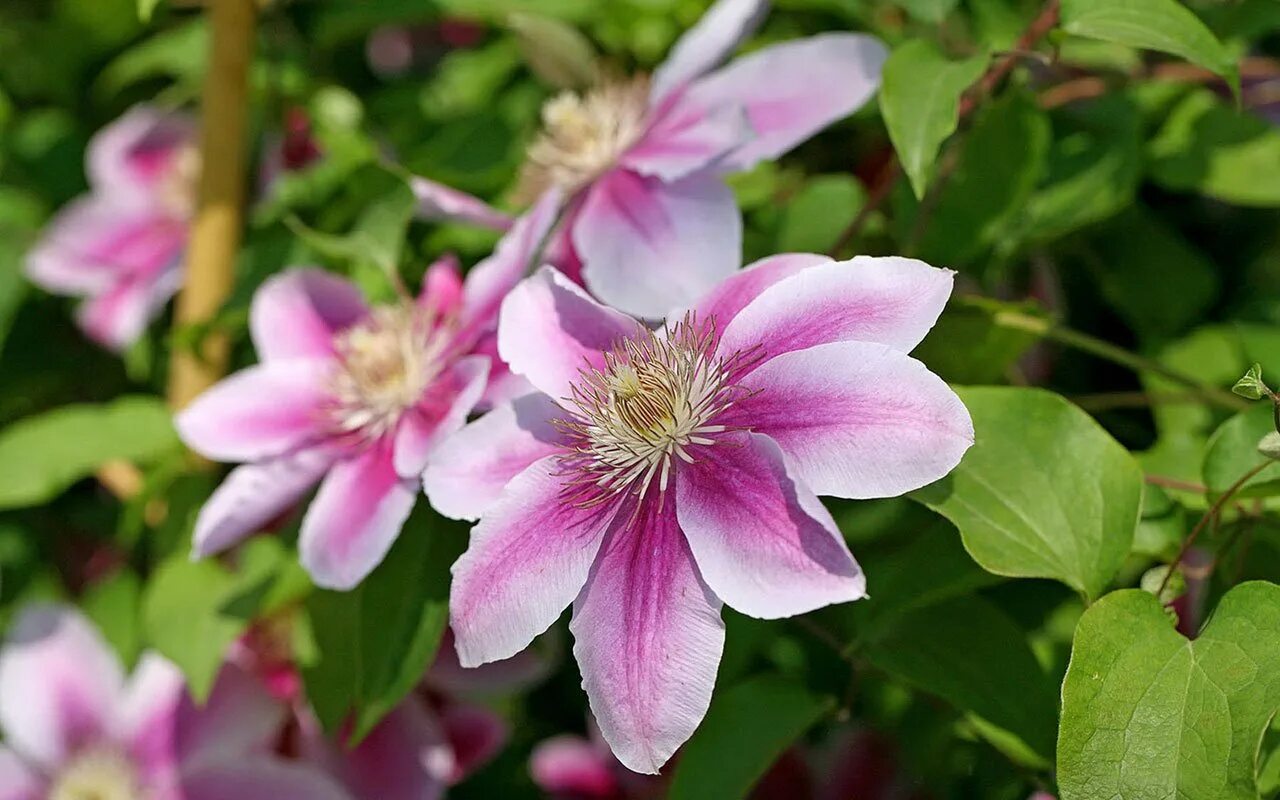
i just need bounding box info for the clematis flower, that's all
[426,254,974,772]
[175,192,560,590]
[0,604,350,800]
[413,0,887,317]
[25,105,198,351]
[530,719,661,800]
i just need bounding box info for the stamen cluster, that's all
[329,303,451,441]
[518,75,650,200]
[49,749,141,800]
[556,316,759,506]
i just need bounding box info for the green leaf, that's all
[912,387,1143,600]
[893,0,961,24]
[0,397,180,510]
[1203,403,1280,499]
[508,12,598,89]
[1060,0,1238,87]
[1058,582,1280,800]
[862,595,1058,763]
[82,570,142,668]
[668,674,834,800]
[913,297,1045,385]
[775,174,865,253]
[137,0,162,22]
[1234,363,1268,400]
[879,40,987,199]
[1149,90,1280,207]
[142,540,290,701]
[303,507,466,741]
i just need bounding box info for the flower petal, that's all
[175,664,287,772]
[119,654,184,787]
[675,433,865,619]
[0,748,44,800]
[249,268,367,362]
[410,175,513,231]
[457,190,562,345]
[330,702,450,800]
[574,170,741,319]
[449,457,614,667]
[439,703,508,782]
[570,495,725,774]
[529,735,618,799]
[471,330,536,410]
[75,264,182,352]
[686,33,888,172]
[685,252,830,330]
[298,440,418,590]
[497,267,643,401]
[192,447,336,558]
[731,342,974,498]
[622,101,752,182]
[423,392,568,521]
[25,199,185,295]
[718,256,954,363]
[180,759,352,800]
[87,106,196,201]
[650,0,769,105]
[175,361,335,463]
[419,253,464,318]
[392,355,490,479]
[0,605,124,768]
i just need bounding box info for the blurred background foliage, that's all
[2,0,1280,797]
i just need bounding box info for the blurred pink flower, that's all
[530,719,662,800]
[413,0,887,317]
[25,106,197,351]
[428,254,973,772]
[0,604,348,800]
[176,193,559,590]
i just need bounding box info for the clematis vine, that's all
[413,0,887,318]
[426,253,974,772]
[25,105,197,351]
[175,192,559,590]
[0,604,350,800]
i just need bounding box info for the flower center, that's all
[157,144,201,220]
[329,303,451,441]
[50,749,143,800]
[556,317,758,506]
[517,74,650,200]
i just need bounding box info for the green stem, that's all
[975,303,1249,411]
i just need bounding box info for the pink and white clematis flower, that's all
[426,254,974,773]
[413,0,887,318]
[25,106,198,351]
[176,193,559,590]
[0,604,349,800]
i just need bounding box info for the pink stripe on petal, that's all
[457,190,562,346]
[718,256,955,365]
[411,176,513,231]
[675,433,865,619]
[450,457,615,667]
[176,360,335,463]
[424,392,568,522]
[180,759,352,800]
[684,252,830,330]
[623,101,752,182]
[0,747,44,800]
[731,342,973,499]
[686,33,887,172]
[87,106,196,200]
[119,654,185,786]
[393,355,490,479]
[574,170,741,319]
[649,0,769,105]
[570,494,725,774]
[529,735,619,798]
[0,605,124,769]
[75,264,182,352]
[249,268,367,362]
[299,440,418,590]
[497,267,644,402]
[192,447,335,558]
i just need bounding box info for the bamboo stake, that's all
[167,0,257,410]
